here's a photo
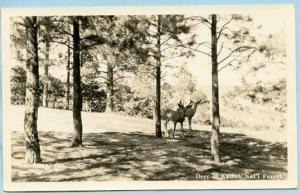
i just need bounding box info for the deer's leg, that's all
[173,122,177,138]
[168,121,172,139]
[166,120,170,138]
[180,121,184,137]
[188,117,192,131]
[163,120,167,138]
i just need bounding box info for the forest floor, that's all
[9,106,287,181]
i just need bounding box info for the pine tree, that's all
[136,15,194,138]
[70,17,83,147]
[190,14,257,162]
[23,16,42,163]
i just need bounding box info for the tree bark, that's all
[42,18,50,108]
[24,16,42,163]
[66,42,71,110]
[210,14,221,163]
[71,18,83,147]
[105,64,114,112]
[154,15,162,138]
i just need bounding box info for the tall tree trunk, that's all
[42,19,50,108]
[24,16,42,163]
[210,14,221,163]
[71,18,83,147]
[154,15,162,138]
[66,43,71,110]
[105,64,114,112]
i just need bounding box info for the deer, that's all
[185,99,209,131]
[161,101,186,138]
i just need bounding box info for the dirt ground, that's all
[11,129,287,181]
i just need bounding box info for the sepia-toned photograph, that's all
[1,5,297,191]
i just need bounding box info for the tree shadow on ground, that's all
[11,130,287,182]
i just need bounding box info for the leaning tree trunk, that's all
[24,16,42,163]
[210,14,221,163]
[71,18,83,147]
[154,15,162,138]
[66,42,71,110]
[105,64,114,112]
[42,21,50,108]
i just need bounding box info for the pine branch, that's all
[198,16,212,25]
[54,28,73,37]
[51,40,73,49]
[98,70,108,74]
[218,48,257,72]
[161,54,186,63]
[114,76,126,81]
[81,42,101,50]
[95,75,108,81]
[183,46,211,57]
[218,46,256,65]
[139,69,156,77]
[217,16,234,40]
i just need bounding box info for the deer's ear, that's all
[178,101,184,108]
[178,100,183,106]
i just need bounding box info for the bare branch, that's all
[217,43,224,57]
[199,16,212,25]
[161,36,173,46]
[51,40,73,49]
[218,46,256,65]
[188,16,212,29]
[218,48,257,72]
[218,59,236,72]
[217,16,234,40]
[183,46,211,57]
[54,27,73,37]
[160,15,169,24]
[81,42,100,50]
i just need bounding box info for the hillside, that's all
[7,105,286,142]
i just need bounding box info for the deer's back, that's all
[161,108,184,122]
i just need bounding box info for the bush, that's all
[123,97,153,119]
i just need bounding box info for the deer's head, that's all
[186,99,210,109]
[185,100,193,109]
